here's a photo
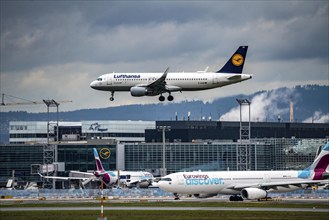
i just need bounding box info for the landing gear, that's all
[159,95,165,102]
[229,195,244,201]
[167,95,174,101]
[109,91,114,101]
[158,94,174,102]
[174,193,180,200]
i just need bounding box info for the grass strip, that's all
[1,210,328,220]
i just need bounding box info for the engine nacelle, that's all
[193,193,217,198]
[130,87,147,97]
[241,188,267,200]
[93,171,102,177]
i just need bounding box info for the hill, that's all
[0,84,328,143]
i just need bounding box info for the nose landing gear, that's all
[109,91,114,101]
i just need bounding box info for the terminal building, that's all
[1,120,328,188]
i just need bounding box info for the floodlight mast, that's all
[236,98,251,171]
[157,126,171,176]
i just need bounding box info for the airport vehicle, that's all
[39,148,154,188]
[90,46,252,101]
[157,142,329,201]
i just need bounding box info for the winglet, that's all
[217,46,248,74]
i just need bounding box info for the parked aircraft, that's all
[157,142,329,201]
[90,46,252,102]
[39,148,154,188]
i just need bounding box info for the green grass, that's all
[1,200,329,209]
[1,210,328,220]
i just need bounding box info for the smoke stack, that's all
[188,112,190,121]
[175,112,178,121]
[290,101,294,122]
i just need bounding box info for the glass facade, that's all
[0,143,116,187]
[57,144,116,172]
[124,138,328,175]
[0,145,44,184]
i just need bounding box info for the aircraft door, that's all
[177,175,185,185]
[107,76,112,85]
[213,75,218,84]
[263,174,271,183]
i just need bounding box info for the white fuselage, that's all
[117,171,154,187]
[158,170,308,195]
[90,72,252,92]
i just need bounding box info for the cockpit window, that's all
[160,178,172,181]
[97,78,102,81]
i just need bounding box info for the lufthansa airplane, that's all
[90,46,252,102]
[157,142,329,201]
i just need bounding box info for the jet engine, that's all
[130,87,147,97]
[193,193,218,198]
[130,87,158,97]
[241,188,267,200]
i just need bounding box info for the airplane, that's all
[39,148,154,188]
[39,148,118,187]
[90,46,252,102]
[157,142,329,201]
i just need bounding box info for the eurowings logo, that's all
[183,174,224,186]
[232,54,244,66]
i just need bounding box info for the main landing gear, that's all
[229,195,244,201]
[173,193,180,200]
[109,91,114,101]
[159,93,174,102]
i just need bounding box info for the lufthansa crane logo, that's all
[99,148,111,159]
[232,54,244,66]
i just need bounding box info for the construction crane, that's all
[1,93,72,106]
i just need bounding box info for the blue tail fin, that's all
[93,148,105,172]
[216,46,248,74]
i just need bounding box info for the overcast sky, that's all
[1,1,328,113]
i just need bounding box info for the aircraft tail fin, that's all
[93,148,105,172]
[300,142,329,180]
[216,46,248,74]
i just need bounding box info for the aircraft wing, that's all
[229,179,329,190]
[70,171,94,177]
[146,67,170,89]
[38,173,94,181]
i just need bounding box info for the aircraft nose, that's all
[90,81,96,89]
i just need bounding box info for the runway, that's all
[1,206,328,212]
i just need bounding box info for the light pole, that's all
[157,126,171,176]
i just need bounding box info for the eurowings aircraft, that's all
[39,148,154,188]
[90,46,252,102]
[157,142,329,201]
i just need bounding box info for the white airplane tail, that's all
[300,142,329,180]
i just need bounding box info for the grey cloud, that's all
[1,1,328,72]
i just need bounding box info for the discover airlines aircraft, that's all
[90,46,252,102]
[157,142,329,201]
[40,148,154,188]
